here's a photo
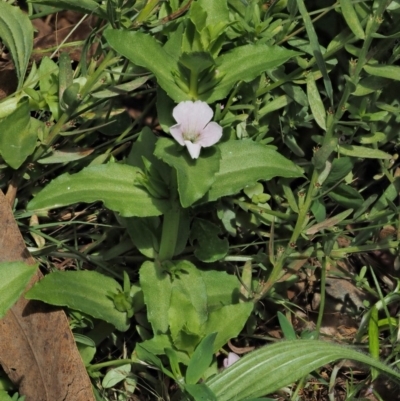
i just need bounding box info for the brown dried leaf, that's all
[0,190,95,401]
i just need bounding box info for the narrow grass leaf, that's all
[207,340,400,401]
[27,163,170,217]
[296,0,333,105]
[0,262,37,319]
[340,0,365,39]
[0,2,33,88]
[25,270,130,331]
[29,0,106,17]
[338,144,392,159]
[186,333,217,384]
[363,64,400,81]
[307,74,326,130]
[369,306,380,380]
[306,209,353,235]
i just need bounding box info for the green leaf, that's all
[0,98,37,169]
[191,219,228,262]
[204,45,300,103]
[353,76,390,97]
[102,364,131,389]
[369,306,380,380]
[306,209,353,235]
[154,138,220,207]
[104,30,188,102]
[205,140,303,202]
[27,163,170,217]
[29,0,106,18]
[169,261,208,346]
[338,144,392,159]
[363,64,400,81]
[197,0,229,26]
[204,303,253,351]
[277,312,297,340]
[186,333,217,384]
[324,157,353,186]
[340,0,365,39]
[307,74,326,130]
[185,383,217,401]
[296,0,333,104]
[139,261,172,334]
[25,270,130,331]
[0,262,37,319]
[328,184,363,209]
[0,2,33,88]
[37,148,94,164]
[207,340,400,401]
[124,217,160,259]
[200,270,241,309]
[136,343,175,379]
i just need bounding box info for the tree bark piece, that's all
[0,190,95,401]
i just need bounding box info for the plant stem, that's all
[253,2,389,302]
[189,70,199,99]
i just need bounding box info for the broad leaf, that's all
[191,219,228,262]
[207,340,400,400]
[204,45,300,103]
[168,261,208,347]
[0,262,37,319]
[200,270,241,309]
[0,98,37,169]
[25,270,130,331]
[204,303,253,352]
[0,2,33,88]
[205,140,303,202]
[139,261,172,334]
[154,138,220,207]
[104,30,189,102]
[27,163,170,217]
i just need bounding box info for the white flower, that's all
[170,100,223,159]
[223,352,240,368]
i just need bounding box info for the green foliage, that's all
[27,163,170,217]
[25,270,131,331]
[205,140,303,202]
[0,98,38,169]
[0,262,37,319]
[3,0,400,399]
[0,2,33,88]
[207,340,400,401]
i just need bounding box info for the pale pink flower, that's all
[223,352,240,368]
[170,100,223,159]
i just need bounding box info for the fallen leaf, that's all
[0,190,95,401]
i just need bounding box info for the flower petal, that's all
[223,352,240,368]
[197,121,223,147]
[184,140,202,159]
[172,100,213,135]
[170,124,185,146]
